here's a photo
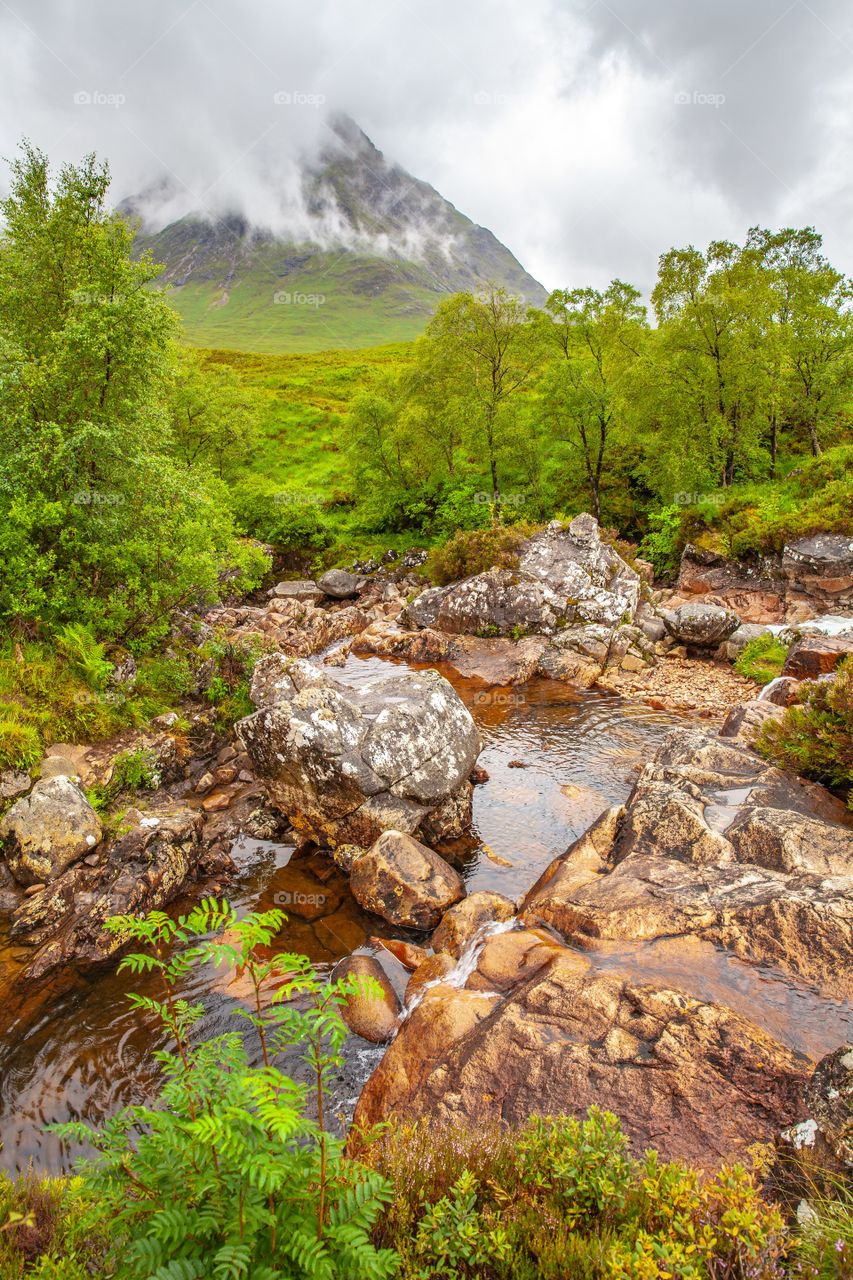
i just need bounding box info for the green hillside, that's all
[160,255,440,353]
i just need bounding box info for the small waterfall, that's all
[757,676,787,702]
[396,916,518,1027]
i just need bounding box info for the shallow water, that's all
[0,653,848,1172]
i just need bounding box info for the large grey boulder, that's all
[317,569,365,599]
[237,658,480,848]
[268,579,324,604]
[349,830,465,930]
[405,516,641,639]
[663,601,740,647]
[0,776,102,885]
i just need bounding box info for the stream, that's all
[1,653,851,1173]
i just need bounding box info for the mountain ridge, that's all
[125,115,547,352]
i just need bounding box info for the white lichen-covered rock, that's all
[238,658,480,847]
[0,776,103,885]
[404,515,641,638]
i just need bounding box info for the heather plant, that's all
[756,659,853,807]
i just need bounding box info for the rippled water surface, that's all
[1,653,849,1171]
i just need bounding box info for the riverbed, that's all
[1,654,850,1172]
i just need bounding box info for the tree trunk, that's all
[769,413,777,478]
[807,421,822,457]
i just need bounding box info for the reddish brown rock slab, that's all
[522,728,853,999]
[431,890,517,958]
[349,830,466,931]
[354,949,809,1170]
[782,634,853,678]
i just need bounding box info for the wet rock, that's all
[354,932,808,1169]
[0,777,103,886]
[522,727,853,998]
[370,937,428,971]
[336,954,402,1043]
[759,675,802,707]
[238,660,480,848]
[269,579,324,604]
[663,602,740,647]
[431,890,516,958]
[9,806,205,982]
[317,569,365,599]
[719,698,786,743]
[350,830,465,930]
[405,952,457,1002]
[782,634,853,678]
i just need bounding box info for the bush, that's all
[0,1170,106,1279]
[735,634,789,685]
[638,505,685,579]
[427,521,539,586]
[365,1113,790,1279]
[231,475,333,554]
[53,902,397,1280]
[756,659,853,806]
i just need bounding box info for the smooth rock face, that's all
[431,890,517,958]
[238,659,480,847]
[354,932,808,1169]
[9,806,206,981]
[405,517,641,639]
[663,602,740,647]
[0,777,103,886]
[782,634,853,678]
[349,831,465,930]
[522,727,853,997]
[269,579,324,604]
[317,569,365,599]
[336,953,401,1042]
[719,698,786,743]
[0,770,31,802]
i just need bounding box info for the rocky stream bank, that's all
[0,516,851,1179]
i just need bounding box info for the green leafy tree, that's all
[540,281,647,520]
[422,286,542,515]
[0,143,266,643]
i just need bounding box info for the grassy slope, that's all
[160,254,439,354]
[204,341,413,489]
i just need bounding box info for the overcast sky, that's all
[2,0,852,294]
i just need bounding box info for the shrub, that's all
[734,634,789,685]
[638,505,685,579]
[365,1112,790,1279]
[0,1170,106,1279]
[756,659,853,806]
[427,521,539,586]
[53,902,398,1280]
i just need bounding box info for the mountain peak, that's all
[126,115,547,352]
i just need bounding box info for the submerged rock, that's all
[0,777,102,886]
[238,658,480,848]
[349,830,465,930]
